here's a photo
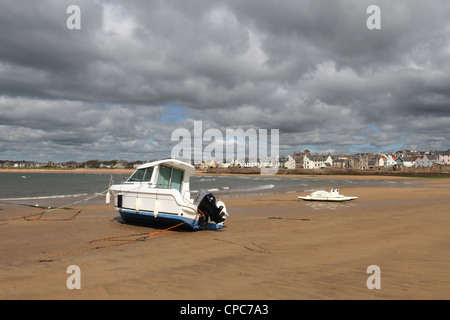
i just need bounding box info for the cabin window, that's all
[128,167,154,182]
[157,165,172,189]
[171,168,183,192]
[157,165,184,192]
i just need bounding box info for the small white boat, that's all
[297,189,358,202]
[107,159,228,230]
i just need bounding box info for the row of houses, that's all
[197,158,280,170]
[4,148,450,171]
[0,160,143,169]
[0,160,51,168]
[296,149,450,170]
[197,149,450,171]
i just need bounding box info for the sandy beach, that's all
[0,176,449,300]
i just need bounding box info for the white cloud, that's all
[101,2,137,38]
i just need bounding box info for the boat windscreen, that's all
[128,167,154,182]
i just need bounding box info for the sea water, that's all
[0,172,119,201]
[0,172,414,202]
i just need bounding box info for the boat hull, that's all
[119,208,223,230]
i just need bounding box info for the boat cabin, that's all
[125,159,195,200]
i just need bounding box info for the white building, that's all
[303,154,333,169]
[384,155,397,168]
[401,157,415,168]
[280,155,296,169]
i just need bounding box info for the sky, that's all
[1,0,450,162]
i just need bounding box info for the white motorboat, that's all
[106,159,228,230]
[297,188,358,202]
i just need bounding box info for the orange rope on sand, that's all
[41,206,206,260]
[0,212,44,223]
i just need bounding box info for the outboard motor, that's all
[194,189,227,227]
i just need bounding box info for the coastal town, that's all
[2,148,450,175]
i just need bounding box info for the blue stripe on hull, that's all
[118,209,223,231]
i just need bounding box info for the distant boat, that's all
[297,189,358,202]
[107,159,228,230]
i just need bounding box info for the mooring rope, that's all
[41,206,206,261]
[0,190,109,224]
[0,186,211,261]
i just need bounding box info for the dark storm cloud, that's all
[1,0,450,161]
[0,1,102,73]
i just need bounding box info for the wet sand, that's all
[0,178,449,300]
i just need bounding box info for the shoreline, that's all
[2,167,449,180]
